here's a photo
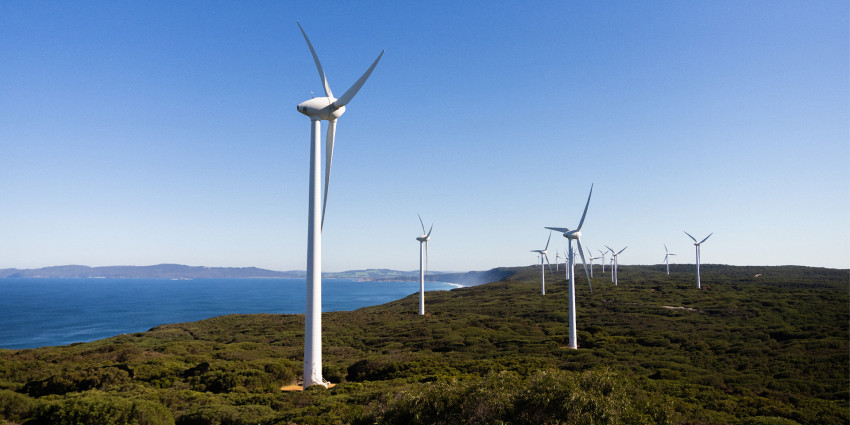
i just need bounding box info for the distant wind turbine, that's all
[663,244,676,275]
[530,232,553,295]
[416,214,433,315]
[296,22,383,388]
[589,250,602,278]
[605,245,628,286]
[546,184,593,349]
[685,231,712,288]
[598,249,607,274]
[555,250,561,272]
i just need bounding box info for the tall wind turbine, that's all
[531,232,553,295]
[545,184,593,349]
[415,214,433,315]
[296,22,383,388]
[684,231,712,288]
[663,244,676,275]
[605,245,628,286]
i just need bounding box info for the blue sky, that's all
[1,1,847,271]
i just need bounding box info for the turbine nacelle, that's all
[685,231,713,246]
[416,235,430,242]
[544,227,580,240]
[297,97,346,120]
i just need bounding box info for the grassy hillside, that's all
[0,265,846,424]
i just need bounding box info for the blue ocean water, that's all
[0,278,458,350]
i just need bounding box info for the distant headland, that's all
[0,264,517,286]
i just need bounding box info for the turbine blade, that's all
[684,231,697,243]
[576,238,592,291]
[427,224,433,238]
[664,244,668,253]
[605,245,614,253]
[321,119,337,229]
[297,22,333,98]
[700,232,713,244]
[334,50,384,108]
[576,183,593,230]
[545,227,570,233]
[544,253,552,273]
[618,246,628,255]
[418,213,426,234]
[544,231,552,250]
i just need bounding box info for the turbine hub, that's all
[297,97,345,120]
[565,230,581,240]
[417,236,430,242]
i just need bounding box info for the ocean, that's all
[0,278,459,350]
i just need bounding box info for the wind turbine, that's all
[685,231,712,288]
[588,249,601,278]
[416,214,433,315]
[530,232,553,295]
[598,249,607,274]
[554,250,560,272]
[663,244,676,275]
[605,245,628,286]
[545,184,593,349]
[296,22,383,388]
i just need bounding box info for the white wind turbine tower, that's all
[545,184,593,349]
[530,232,553,295]
[684,231,712,289]
[588,249,601,278]
[416,214,433,315]
[663,244,676,275]
[598,249,607,274]
[296,23,383,388]
[555,250,560,272]
[605,245,628,286]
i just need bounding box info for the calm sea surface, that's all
[0,278,458,350]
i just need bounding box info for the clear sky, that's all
[1,1,847,272]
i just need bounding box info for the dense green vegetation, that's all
[0,265,846,424]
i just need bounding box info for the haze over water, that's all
[0,278,457,350]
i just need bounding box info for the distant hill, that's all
[0,265,513,284]
[0,264,304,279]
[326,267,519,286]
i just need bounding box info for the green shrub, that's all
[31,391,173,425]
[0,388,36,421]
[361,368,674,425]
[175,404,276,425]
[743,417,801,425]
